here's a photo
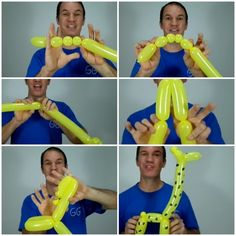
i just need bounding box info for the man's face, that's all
[26,79,50,99]
[136,146,166,179]
[41,150,66,178]
[160,4,187,36]
[57,2,85,37]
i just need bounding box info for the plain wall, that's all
[119,79,234,144]
[119,146,234,234]
[119,2,234,77]
[2,79,117,144]
[2,146,117,234]
[2,2,117,77]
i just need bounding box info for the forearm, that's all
[92,63,117,77]
[136,68,154,77]
[86,187,117,209]
[2,118,21,144]
[36,65,57,77]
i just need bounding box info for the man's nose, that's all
[68,14,75,21]
[171,18,178,25]
[51,163,57,170]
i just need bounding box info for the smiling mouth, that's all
[33,84,42,90]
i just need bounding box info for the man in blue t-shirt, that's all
[122,79,225,144]
[19,147,117,234]
[119,146,200,234]
[131,2,209,77]
[27,2,117,77]
[2,79,86,144]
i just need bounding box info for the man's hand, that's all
[39,23,80,77]
[126,114,170,144]
[170,214,187,234]
[38,97,58,120]
[184,33,210,77]
[13,98,35,126]
[187,103,215,144]
[31,184,55,216]
[135,37,161,77]
[124,216,140,234]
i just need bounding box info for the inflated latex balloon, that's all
[135,147,201,234]
[2,102,102,144]
[148,79,196,144]
[31,36,117,62]
[137,34,222,77]
[25,176,78,234]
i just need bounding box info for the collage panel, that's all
[2,146,117,234]
[119,79,234,144]
[119,145,234,234]
[119,2,234,77]
[2,79,117,144]
[2,1,117,77]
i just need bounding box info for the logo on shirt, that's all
[70,207,82,217]
[49,121,60,129]
[85,65,98,75]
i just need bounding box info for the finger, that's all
[135,121,148,133]
[34,188,44,202]
[31,194,40,207]
[150,114,158,124]
[64,53,80,64]
[41,184,49,200]
[62,167,72,176]
[57,26,62,37]
[88,24,94,39]
[195,33,203,46]
[51,170,64,179]
[94,29,101,42]
[49,23,55,39]
[188,104,201,119]
[141,119,155,133]
[195,103,216,121]
[125,121,136,136]
[188,123,207,140]
[196,127,211,143]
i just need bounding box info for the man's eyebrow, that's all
[61,9,82,13]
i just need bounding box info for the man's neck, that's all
[164,43,182,52]
[27,95,46,103]
[139,177,164,192]
[46,182,57,196]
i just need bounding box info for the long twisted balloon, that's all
[137,34,221,77]
[135,147,201,234]
[31,36,117,63]
[2,102,102,144]
[148,79,196,144]
[25,176,78,234]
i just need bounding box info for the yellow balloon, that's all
[135,212,148,234]
[176,120,196,144]
[63,36,73,46]
[51,36,63,48]
[81,38,117,62]
[171,80,188,121]
[25,216,54,231]
[52,176,78,222]
[180,39,193,50]
[155,36,168,48]
[166,34,175,43]
[156,80,171,121]
[190,47,222,77]
[54,221,72,234]
[72,36,82,46]
[31,37,47,48]
[175,34,183,43]
[159,217,170,234]
[148,121,168,144]
[2,102,41,112]
[137,43,157,63]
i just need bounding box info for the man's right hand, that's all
[13,99,35,126]
[135,37,161,77]
[124,216,140,234]
[39,23,80,77]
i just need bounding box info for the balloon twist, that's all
[25,176,78,234]
[135,147,201,234]
[148,79,196,144]
[2,102,102,144]
[31,36,117,62]
[137,34,221,77]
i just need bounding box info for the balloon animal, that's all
[31,36,117,63]
[135,147,201,234]
[137,34,221,77]
[2,102,102,144]
[148,79,196,144]
[25,176,78,234]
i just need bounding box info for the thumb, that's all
[65,53,80,63]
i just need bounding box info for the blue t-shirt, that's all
[131,48,193,77]
[2,100,84,144]
[18,192,105,234]
[119,182,199,234]
[122,103,225,144]
[26,48,115,77]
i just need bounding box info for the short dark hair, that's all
[41,147,68,169]
[160,2,188,24]
[56,2,86,21]
[136,146,166,161]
